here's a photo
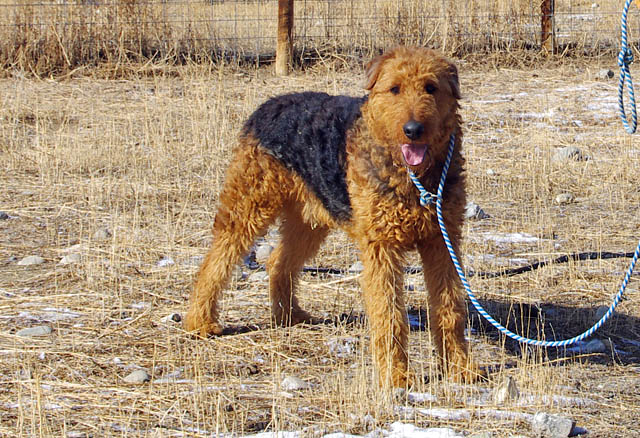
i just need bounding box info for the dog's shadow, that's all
[217,299,640,366]
[411,300,640,366]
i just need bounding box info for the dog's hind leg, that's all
[267,203,329,326]
[185,144,287,337]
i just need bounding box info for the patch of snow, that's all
[475,232,540,244]
[239,432,301,438]
[40,307,81,321]
[465,254,530,266]
[130,302,150,309]
[400,405,534,423]
[238,422,463,438]
[387,422,463,438]
[407,392,438,403]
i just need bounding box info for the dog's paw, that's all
[273,308,313,327]
[184,315,223,338]
[449,363,487,383]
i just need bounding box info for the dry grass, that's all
[0,0,633,77]
[1,59,640,437]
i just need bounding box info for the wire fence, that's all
[0,0,636,74]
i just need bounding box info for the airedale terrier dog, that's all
[185,46,480,387]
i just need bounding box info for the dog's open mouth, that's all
[401,143,428,166]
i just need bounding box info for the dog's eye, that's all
[425,84,437,94]
[390,86,400,95]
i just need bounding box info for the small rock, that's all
[568,338,608,355]
[185,255,204,267]
[16,325,52,337]
[0,211,9,220]
[552,146,588,163]
[281,375,312,391]
[17,369,32,380]
[594,305,609,321]
[255,244,274,264]
[157,256,175,267]
[596,68,614,80]
[243,250,259,269]
[486,169,495,176]
[17,255,45,266]
[392,387,408,401]
[555,193,574,205]
[92,228,111,240]
[248,271,268,282]
[231,265,247,281]
[349,261,364,273]
[581,338,608,354]
[531,412,575,438]
[465,202,490,220]
[161,313,182,324]
[326,337,357,357]
[59,253,82,265]
[61,244,84,254]
[493,376,520,404]
[123,370,150,384]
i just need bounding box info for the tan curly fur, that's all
[185,46,482,388]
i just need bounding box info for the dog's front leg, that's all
[418,234,479,382]
[358,241,410,388]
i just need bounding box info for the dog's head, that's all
[364,47,460,173]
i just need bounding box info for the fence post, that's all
[541,0,555,53]
[276,0,294,76]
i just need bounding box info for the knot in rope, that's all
[618,47,634,67]
[408,171,439,206]
[618,0,637,134]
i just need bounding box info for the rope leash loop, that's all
[618,0,637,134]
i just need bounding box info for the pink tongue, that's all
[401,144,427,166]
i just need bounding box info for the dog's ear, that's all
[447,62,461,99]
[364,51,394,90]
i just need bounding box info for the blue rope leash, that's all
[619,0,637,133]
[410,134,640,347]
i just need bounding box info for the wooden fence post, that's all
[541,0,555,53]
[276,0,294,76]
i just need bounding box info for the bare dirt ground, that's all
[1,60,639,437]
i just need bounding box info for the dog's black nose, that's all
[403,120,424,140]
